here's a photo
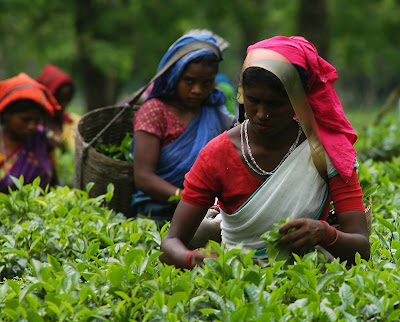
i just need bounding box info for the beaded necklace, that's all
[240,119,302,176]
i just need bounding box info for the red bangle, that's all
[185,250,197,269]
[325,227,339,247]
[319,220,331,244]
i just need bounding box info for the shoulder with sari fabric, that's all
[134,98,178,136]
[137,98,169,119]
[199,131,231,157]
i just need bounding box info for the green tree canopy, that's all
[0,0,399,111]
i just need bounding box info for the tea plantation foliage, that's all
[2,120,400,321]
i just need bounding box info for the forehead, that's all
[182,62,216,77]
[59,84,73,95]
[244,82,288,99]
[3,100,42,115]
[11,108,42,117]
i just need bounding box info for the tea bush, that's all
[2,120,400,320]
[356,117,400,162]
[55,147,75,188]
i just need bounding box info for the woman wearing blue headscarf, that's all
[131,34,235,222]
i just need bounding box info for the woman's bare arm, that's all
[330,210,370,261]
[134,130,180,202]
[160,200,212,268]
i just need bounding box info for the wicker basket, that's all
[74,104,139,217]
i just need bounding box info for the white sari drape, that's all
[220,140,336,249]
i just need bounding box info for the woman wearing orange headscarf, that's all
[36,64,79,149]
[0,73,61,193]
[160,36,370,269]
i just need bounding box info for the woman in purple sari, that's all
[0,73,61,193]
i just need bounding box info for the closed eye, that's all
[245,95,259,104]
[266,100,285,108]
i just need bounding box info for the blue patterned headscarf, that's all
[147,34,225,107]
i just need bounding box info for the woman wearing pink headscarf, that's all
[36,64,79,149]
[160,36,370,269]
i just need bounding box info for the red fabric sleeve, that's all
[133,99,186,148]
[329,169,365,213]
[182,132,365,216]
[181,132,264,213]
[133,99,166,139]
[181,144,219,210]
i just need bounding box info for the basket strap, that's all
[87,40,221,149]
[125,40,221,107]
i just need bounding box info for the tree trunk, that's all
[74,0,118,112]
[374,85,400,126]
[79,57,118,111]
[298,0,330,58]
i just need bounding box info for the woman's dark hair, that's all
[166,54,219,99]
[54,83,75,102]
[242,64,309,95]
[0,99,43,124]
[187,54,219,74]
[238,65,309,122]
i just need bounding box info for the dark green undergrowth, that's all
[2,116,400,320]
[0,171,399,321]
[356,117,400,162]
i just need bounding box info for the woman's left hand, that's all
[279,218,326,255]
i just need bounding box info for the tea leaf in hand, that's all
[260,217,293,261]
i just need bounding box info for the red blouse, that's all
[133,98,185,149]
[182,131,365,218]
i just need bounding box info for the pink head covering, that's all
[36,64,74,95]
[247,36,357,182]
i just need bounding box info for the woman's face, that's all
[244,82,295,136]
[55,84,74,109]
[175,62,216,110]
[2,108,42,141]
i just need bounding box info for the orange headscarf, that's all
[36,64,74,95]
[0,73,61,116]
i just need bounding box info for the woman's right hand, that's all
[160,201,210,268]
[279,218,326,255]
[189,249,218,268]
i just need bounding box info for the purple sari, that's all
[0,129,53,193]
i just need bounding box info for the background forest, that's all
[0,0,399,113]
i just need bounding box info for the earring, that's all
[266,114,270,118]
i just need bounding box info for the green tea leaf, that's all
[167,292,188,311]
[375,215,395,232]
[153,290,165,309]
[47,254,62,272]
[10,175,22,190]
[261,217,293,261]
[115,291,131,302]
[316,271,344,293]
[109,265,125,287]
[86,242,100,258]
